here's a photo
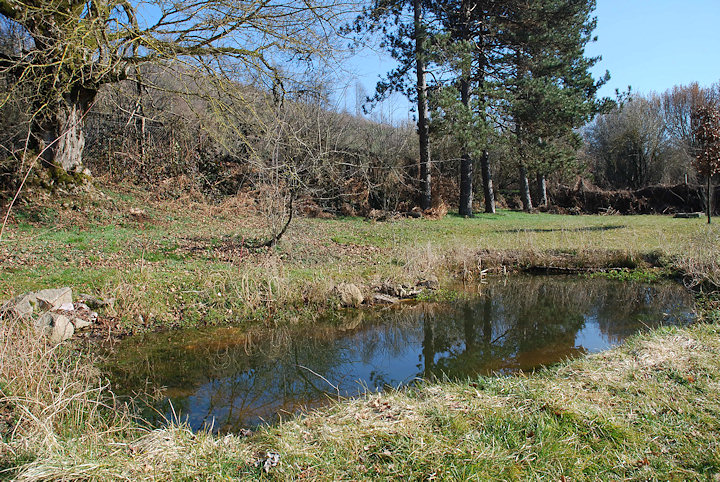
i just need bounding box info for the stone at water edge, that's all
[336,283,364,308]
[36,312,75,343]
[373,293,400,304]
[417,275,439,290]
[35,287,73,311]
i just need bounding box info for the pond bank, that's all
[2,187,720,479]
[103,276,696,433]
[5,320,719,479]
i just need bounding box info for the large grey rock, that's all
[37,312,74,343]
[36,288,73,311]
[1,293,38,319]
[336,283,364,308]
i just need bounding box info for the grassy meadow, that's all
[1,182,718,332]
[2,183,720,480]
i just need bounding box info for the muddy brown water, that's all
[104,276,695,433]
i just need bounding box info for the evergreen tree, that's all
[504,0,608,211]
[428,0,509,215]
[358,0,437,210]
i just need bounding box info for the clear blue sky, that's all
[587,0,720,99]
[345,0,720,120]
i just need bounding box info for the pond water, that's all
[104,276,695,433]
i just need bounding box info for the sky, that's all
[343,0,720,122]
[587,0,720,99]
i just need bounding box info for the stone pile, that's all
[1,287,110,343]
[334,275,440,308]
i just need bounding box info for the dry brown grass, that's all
[0,315,137,479]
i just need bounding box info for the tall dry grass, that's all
[0,314,137,478]
[672,228,720,291]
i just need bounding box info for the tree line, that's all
[1,0,719,223]
[359,0,608,215]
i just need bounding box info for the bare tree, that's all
[584,96,670,189]
[691,103,720,224]
[0,0,351,176]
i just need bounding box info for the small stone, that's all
[417,275,439,290]
[77,294,115,310]
[58,302,75,311]
[336,283,364,308]
[72,318,94,330]
[36,288,73,311]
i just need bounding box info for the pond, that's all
[104,276,695,433]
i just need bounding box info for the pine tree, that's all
[429,0,508,215]
[358,0,437,210]
[504,0,608,211]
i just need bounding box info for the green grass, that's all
[3,183,720,479]
[1,184,717,331]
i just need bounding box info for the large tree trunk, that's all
[459,153,474,216]
[458,0,473,217]
[34,86,96,174]
[519,164,533,212]
[458,72,473,216]
[536,172,547,207]
[414,0,432,211]
[480,149,495,213]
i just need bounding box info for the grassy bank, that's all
[3,319,720,479]
[2,184,720,479]
[1,183,718,332]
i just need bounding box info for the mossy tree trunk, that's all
[33,86,97,174]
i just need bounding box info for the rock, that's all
[336,283,364,308]
[72,317,94,330]
[35,288,73,311]
[373,293,399,304]
[417,275,439,290]
[1,293,38,319]
[255,451,280,473]
[129,207,146,217]
[37,312,74,343]
[379,282,421,299]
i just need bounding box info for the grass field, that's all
[1,183,718,331]
[2,183,720,480]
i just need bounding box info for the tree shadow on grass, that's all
[495,225,627,234]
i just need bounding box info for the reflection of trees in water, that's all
[414,276,693,378]
[107,311,425,431]
[105,276,693,432]
[416,280,586,378]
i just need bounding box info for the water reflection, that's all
[104,276,694,432]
